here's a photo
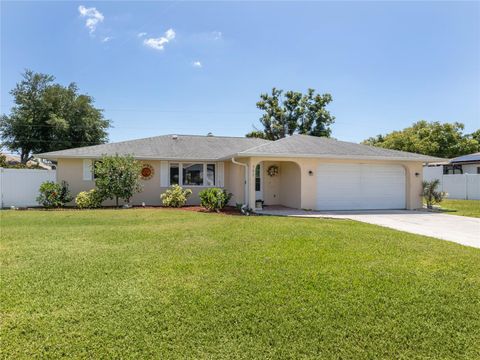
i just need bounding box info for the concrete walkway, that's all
[257,208,480,249]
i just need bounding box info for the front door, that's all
[255,163,263,201]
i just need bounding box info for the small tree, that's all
[422,179,446,209]
[94,155,142,207]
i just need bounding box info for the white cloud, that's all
[192,61,202,68]
[78,5,104,34]
[137,32,147,37]
[101,36,112,42]
[212,31,222,40]
[143,28,176,50]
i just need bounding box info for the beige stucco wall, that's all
[246,157,424,210]
[279,162,301,208]
[57,156,424,210]
[223,161,246,205]
[57,158,236,206]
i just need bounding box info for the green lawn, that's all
[439,199,480,218]
[1,209,479,359]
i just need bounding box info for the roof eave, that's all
[36,154,223,162]
[233,152,442,162]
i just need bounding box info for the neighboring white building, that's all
[423,152,480,200]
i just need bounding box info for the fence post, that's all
[465,174,468,200]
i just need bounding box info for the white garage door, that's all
[316,163,406,210]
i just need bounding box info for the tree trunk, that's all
[20,151,30,164]
[115,196,119,208]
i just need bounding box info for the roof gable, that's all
[236,134,444,162]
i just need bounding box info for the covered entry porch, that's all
[247,159,302,210]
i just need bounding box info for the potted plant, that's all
[255,199,264,209]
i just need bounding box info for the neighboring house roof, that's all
[36,135,270,161]
[450,152,480,164]
[1,153,54,169]
[36,133,443,163]
[234,134,443,162]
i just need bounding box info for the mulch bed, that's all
[6,205,246,216]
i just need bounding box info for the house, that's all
[446,152,480,174]
[37,134,441,210]
[424,152,480,175]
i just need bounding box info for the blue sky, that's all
[1,1,479,144]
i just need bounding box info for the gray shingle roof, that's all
[235,134,444,162]
[450,152,480,163]
[37,135,270,160]
[37,133,444,162]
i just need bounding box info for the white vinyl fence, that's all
[423,167,480,200]
[0,168,56,208]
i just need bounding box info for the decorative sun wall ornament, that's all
[140,163,154,180]
[267,165,279,177]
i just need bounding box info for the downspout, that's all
[231,157,249,206]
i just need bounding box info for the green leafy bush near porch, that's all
[75,189,103,209]
[36,181,72,208]
[199,188,232,211]
[160,185,192,207]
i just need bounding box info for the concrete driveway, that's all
[257,208,480,249]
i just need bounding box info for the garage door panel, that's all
[316,163,406,210]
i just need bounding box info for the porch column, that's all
[248,159,259,209]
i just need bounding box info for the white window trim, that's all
[168,162,220,187]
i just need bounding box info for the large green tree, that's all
[0,70,110,163]
[247,88,335,140]
[362,121,479,158]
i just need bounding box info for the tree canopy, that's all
[94,155,142,207]
[0,70,110,163]
[362,121,479,158]
[246,88,335,140]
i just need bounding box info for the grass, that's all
[1,209,479,359]
[438,199,480,218]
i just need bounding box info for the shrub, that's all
[75,189,103,209]
[160,185,192,207]
[36,181,73,208]
[199,188,232,212]
[422,179,446,209]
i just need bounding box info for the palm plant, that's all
[422,179,446,209]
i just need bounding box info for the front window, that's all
[169,163,217,186]
[206,164,216,186]
[170,163,179,185]
[255,164,261,192]
[182,163,204,186]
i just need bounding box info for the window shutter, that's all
[83,159,93,181]
[217,162,224,187]
[160,161,169,187]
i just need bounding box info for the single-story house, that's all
[37,134,441,210]
[447,152,480,174]
[424,152,480,176]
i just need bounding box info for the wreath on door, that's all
[267,165,279,177]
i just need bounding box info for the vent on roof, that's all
[172,134,178,140]
[206,132,213,137]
